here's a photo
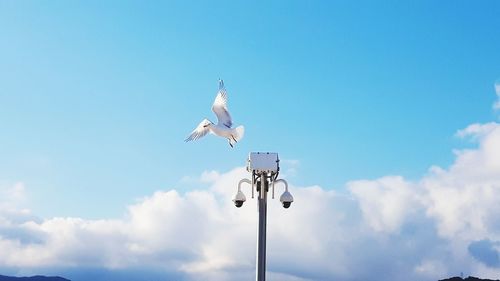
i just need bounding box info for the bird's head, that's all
[218,79,224,90]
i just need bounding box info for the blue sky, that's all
[1,2,500,280]
[1,1,498,218]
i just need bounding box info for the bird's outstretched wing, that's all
[185,119,211,142]
[212,79,233,128]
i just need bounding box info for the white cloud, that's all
[0,182,27,209]
[414,259,448,280]
[494,81,500,110]
[456,122,498,139]
[281,159,300,177]
[348,176,420,233]
[199,170,220,183]
[1,123,500,280]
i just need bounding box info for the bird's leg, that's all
[231,135,237,143]
[228,139,234,148]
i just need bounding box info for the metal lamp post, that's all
[233,152,294,281]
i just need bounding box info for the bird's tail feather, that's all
[232,126,245,144]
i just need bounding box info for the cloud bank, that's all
[1,122,500,281]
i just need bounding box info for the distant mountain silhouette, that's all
[0,275,70,281]
[439,277,500,281]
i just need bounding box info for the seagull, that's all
[185,79,245,148]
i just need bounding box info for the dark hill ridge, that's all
[0,276,70,281]
[440,277,500,281]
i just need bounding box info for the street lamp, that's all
[233,152,294,281]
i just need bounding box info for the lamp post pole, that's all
[234,153,293,281]
[256,175,268,281]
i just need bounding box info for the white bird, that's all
[185,79,245,148]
